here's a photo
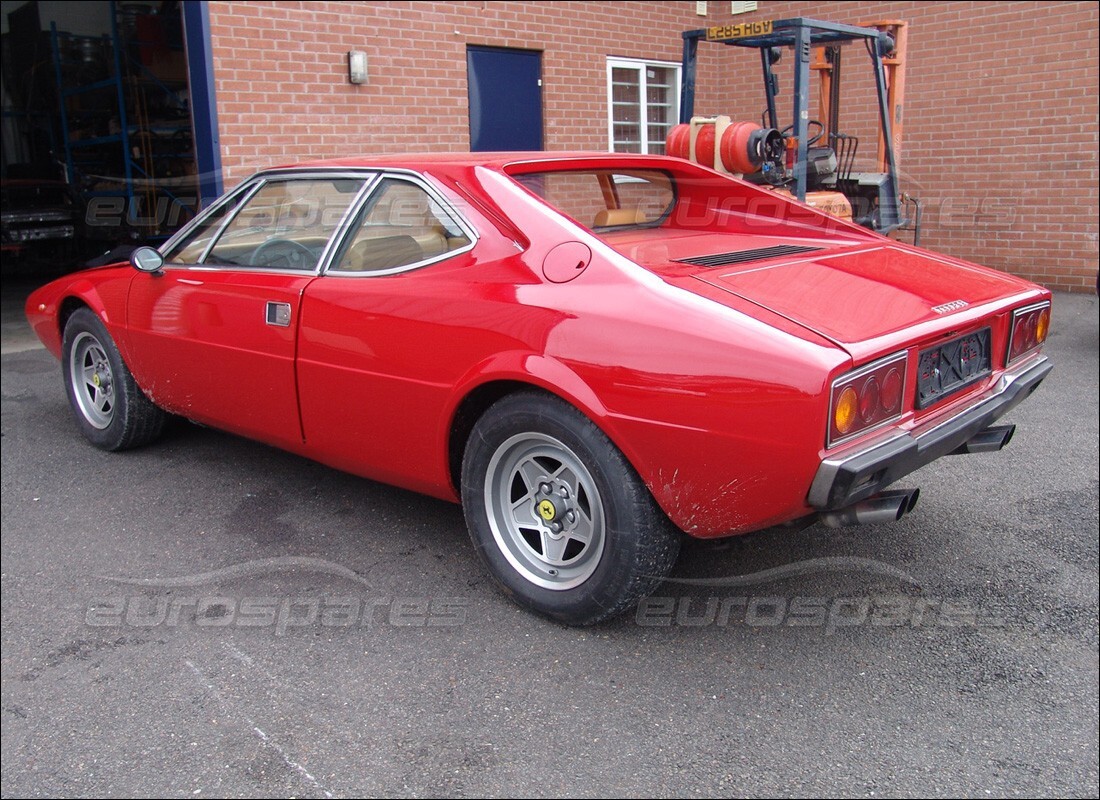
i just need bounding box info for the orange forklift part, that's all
[772,188,853,221]
[811,20,908,175]
[861,20,908,174]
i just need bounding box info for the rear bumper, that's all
[807,355,1052,510]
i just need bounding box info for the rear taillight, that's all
[1006,302,1050,365]
[828,351,908,448]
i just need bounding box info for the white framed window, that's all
[606,58,681,155]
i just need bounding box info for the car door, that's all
[296,174,483,493]
[126,173,370,449]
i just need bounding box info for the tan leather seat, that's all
[593,208,647,227]
[412,226,448,258]
[348,223,449,256]
[341,235,424,272]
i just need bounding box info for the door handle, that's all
[265,301,291,327]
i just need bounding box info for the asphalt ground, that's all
[1,276,1097,798]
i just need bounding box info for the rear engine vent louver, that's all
[675,244,822,267]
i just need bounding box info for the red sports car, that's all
[25,153,1053,624]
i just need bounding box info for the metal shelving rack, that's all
[50,0,196,241]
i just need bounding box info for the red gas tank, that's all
[666,117,784,175]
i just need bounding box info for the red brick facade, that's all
[207,1,1098,292]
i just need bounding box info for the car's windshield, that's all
[512,169,675,231]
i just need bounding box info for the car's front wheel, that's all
[62,307,166,451]
[461,392,680,625]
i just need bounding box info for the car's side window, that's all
[162,189,251,264]
[202,177,366,270]
[330,178,472,274]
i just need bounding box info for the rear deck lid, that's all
[693,244,1034,352]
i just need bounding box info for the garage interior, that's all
[1,0,199,270]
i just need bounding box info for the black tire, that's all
[461,391,680,625]
[61,307,166,451]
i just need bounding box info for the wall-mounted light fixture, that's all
[348,51,368,84]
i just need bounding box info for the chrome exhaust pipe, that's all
[819,488,920,528]
[949,424,1016,455]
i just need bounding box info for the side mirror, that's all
[130,246,165,274]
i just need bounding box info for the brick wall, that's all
[207,1,1099,292]
[206,1,738,175]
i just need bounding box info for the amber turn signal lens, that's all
[1036,307,1050,343]
[834,386,859,435]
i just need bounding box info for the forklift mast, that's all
[679,17,910,235]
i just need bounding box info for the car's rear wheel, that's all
[62,307,166,451]
[461,392,680,625]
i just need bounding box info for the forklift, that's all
[669,17,920,242]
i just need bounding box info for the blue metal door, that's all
[467,46,543,151]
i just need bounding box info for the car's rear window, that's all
[512,169,674,231]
